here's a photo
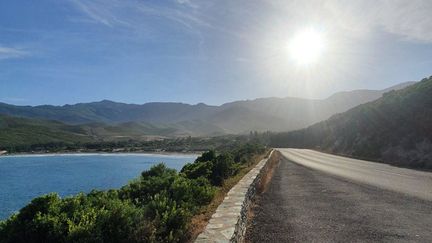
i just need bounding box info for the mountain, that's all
[220,81,416,132]
[0,81,415,136]
[0,100,219,125]
[270,77,432,169]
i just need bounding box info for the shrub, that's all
[180,161,213,180]
[120,164,214,211]
[195,150,216,163]
[144,193,190,243]
[120,164,178,205]
[0,192,152,243]
[210,153,235,186]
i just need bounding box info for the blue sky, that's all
[1,0,432,106]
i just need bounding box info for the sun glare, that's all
[288,28,325,65]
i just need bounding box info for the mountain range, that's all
[270,76,432,169]
[0,81,415,138]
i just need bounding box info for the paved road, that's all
[281,149,432,201]
[245,149,432,243]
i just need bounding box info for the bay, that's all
[0,153,197,219]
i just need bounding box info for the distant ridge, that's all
[0,81,416,137]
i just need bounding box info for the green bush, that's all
[182,143,265,186]
[120,164,178,205]
[210,153,234,186]
[0,192,152,243]
[144,193,190,242]
[195,150,216,163]
[180,161,213,180]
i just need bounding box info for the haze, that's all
[1,0,432,106]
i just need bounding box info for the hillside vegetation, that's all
[0,115,231,151]
[0,115,93,148]
[0,115,238,153]
[271,76,432,169]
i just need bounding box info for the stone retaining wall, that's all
[195,150,274,243]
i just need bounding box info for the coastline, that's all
[0,151,201,158]
[0,150,199,221]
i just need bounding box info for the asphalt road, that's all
[245,149,432,243]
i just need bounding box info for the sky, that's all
[0,0,432,106]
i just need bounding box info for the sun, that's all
[288,28,325,65]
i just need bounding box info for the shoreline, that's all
[0,151,201,158]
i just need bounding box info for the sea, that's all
[0,153,197,219]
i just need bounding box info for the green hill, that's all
[0,115,225,152]
[271,76,432,169]
[0,115,94,149]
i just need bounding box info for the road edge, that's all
[195,150,276,243]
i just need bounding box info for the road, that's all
[245,149,432,243]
